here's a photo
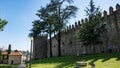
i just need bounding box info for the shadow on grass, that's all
[0,64,17,68]
[33,53,120,68]
[0,66,15,68]
[101,53,120,62]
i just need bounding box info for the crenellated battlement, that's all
[34,34,48,41]
[64,20,82,32]
[63,4,120,33]
[116,4,120,10]
[109,6,114,14]
[34,4,120,58]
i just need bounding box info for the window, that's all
[4,56,7,59]
[62,42,64,45]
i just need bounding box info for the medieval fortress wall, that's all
[33,4,120,59]
[33,35,48,59]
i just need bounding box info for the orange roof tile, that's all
[9,52,22,56]
[2,51,7,55]
[2,51,22,56]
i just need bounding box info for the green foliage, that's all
[0,50,2,60]
[78,0,107,54]
[0,18,8,31]
[7,44,11,60]
[78,0,103,47]
[8,44,11,54]
[78,16,102,47]
[30,0,78,57]
[49,0,78,31]
[0,64,17,68]
[79,20,93,46]
[32,53,120,68]
[48,0,78,57]
[30,0,78,37]
[85,0,101,18]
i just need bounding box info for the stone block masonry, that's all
[33,4,120,59]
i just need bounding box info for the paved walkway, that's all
[17,64,26,68]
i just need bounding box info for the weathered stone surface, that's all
[33,4,120,58]
[76,61,87,68]
[33,35,47,59]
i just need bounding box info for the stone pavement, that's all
[17,64,26,68]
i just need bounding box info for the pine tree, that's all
[78,0,105,54]
[7,44,11,59]
[30,0,78,57]
[85,0,100,19]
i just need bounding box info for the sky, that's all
[0,0,120,51]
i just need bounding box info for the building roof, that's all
[2,51,22,56]
[2,51,7,55]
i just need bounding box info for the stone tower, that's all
[33,34,48,60]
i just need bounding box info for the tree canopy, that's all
[7,44,11,59]
[85,0,101,18]
[48,0,78,56]
[0,18,8,31]
[30,0,78,57]
[78,0,106,53]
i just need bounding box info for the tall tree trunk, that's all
[58,29,61,56]
[49,24,52,57]
[91,45,95,54]
[58,3,61,57]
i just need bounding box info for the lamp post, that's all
[29,37,33,68]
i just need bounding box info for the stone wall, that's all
[33,34,48,59]
[33,4,120,58]
[101,4,120,53]
[49,4,120,57]
[8,55,22,64]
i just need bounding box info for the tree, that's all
[85,0,100,18]
[49,0,78,56]
[0,17,8,62]
[0,50,2,61]
[30,5,56,57]
[7,44,11,59]
[30,0,77,57]
[0,18,8,31]
[78,0,105,54]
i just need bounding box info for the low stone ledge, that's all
[75,61,87,68]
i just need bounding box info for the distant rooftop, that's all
[2,50,22,56]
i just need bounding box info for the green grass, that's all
[32,53,120,68]
[0,64,18,68]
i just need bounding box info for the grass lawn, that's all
[0,64,18,68]
[32,53,120,68]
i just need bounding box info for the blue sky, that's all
[0,0,120,51]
